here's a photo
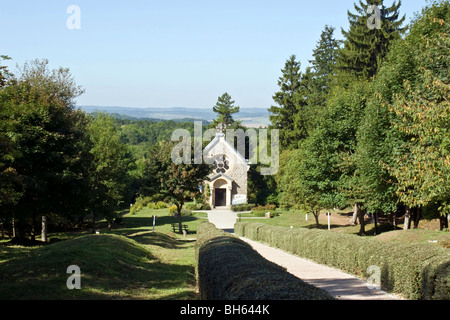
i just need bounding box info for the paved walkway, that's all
[202,208,238,233]
[240,237,399,300]
[202,208,400,300]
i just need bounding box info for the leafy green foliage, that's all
[0,59,88,237]
[145,141,210,233]
[85,113,132,222]
[276,0,449,230]
[386,2,450,214]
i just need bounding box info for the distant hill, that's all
[78,106,270,127]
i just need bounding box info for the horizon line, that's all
[78,105,270,110]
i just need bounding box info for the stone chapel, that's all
[203,130,250,208]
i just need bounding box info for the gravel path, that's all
[203,208,400,300]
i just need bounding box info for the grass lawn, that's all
[1,205,447,300]
[0,206,208,300]
[238,208,351,229]
[241,208,450,249]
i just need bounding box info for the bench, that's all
[171,223,189,233]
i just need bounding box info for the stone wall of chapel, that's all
[206,137,248,196]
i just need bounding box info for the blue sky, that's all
[1,0,427,109]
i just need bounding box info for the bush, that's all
[195,222,334,300]
[197,203,211,210]
[147,200,169,209]
[131,196,165,213]
[169,205,178,216]
[252,204,277,211]
[231,203,255,212]
[185,203,211,211]
[184,203,196,210]
[235,222,450,300]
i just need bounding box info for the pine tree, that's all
[337,0,406,80]
[0,55,11,87]
[269,55,308,150]
[210,92,241,130]
[305,26,341,132]
[310,25,341,86]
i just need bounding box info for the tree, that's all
[0,56,22,211]
[387,6,450,228]
[0,55,12,87]
[210,92,241,130]
[1,59,87,239]
[308,25,341,113]
[269,55,308,150]
[310,26,341,82]
[336,0,406,81]
[353,0,450,231]
[149,141,210,234]
[86,113,132,232]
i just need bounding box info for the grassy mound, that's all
[0,234,168,299]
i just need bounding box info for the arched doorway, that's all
[212,178,232,208]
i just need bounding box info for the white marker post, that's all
[327,212,331,230]
[152,215,157,233]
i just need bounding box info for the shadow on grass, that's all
[127,231,196,249]
[120,215,200,230]
[303,224,343,230]
[0,234,198,300]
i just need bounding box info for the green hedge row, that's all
[195,222,335,300]
[234,222,450,300]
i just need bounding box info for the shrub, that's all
[197,203,211,210]
[195,222,334,300]
[231,203,255,212]
[247,210,279,218]
[181,209,192,216]
[185,203,211,211]
[234,222,450,300]
[185,203,196,210]
[169,205,178,216]
[252,204,277,211]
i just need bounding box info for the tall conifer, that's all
[269,55,307,150]
[337,0,405,80]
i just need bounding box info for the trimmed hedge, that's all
[235,222,450,300]
[195,222,335,300]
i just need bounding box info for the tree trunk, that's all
[350,203,358,225]
[358,207,366,236]
[313,211,320,228]
[403,206,411,230]
[177,202,184,234]
[1,222,4,240]
[373,211,379,235]
[439,213,449,231]
[41,216,48,243]
[391,211,397,228]
[91,211,96,234]
[413,207,421,229]
[30,211,36,241]
[12,217,16,238]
